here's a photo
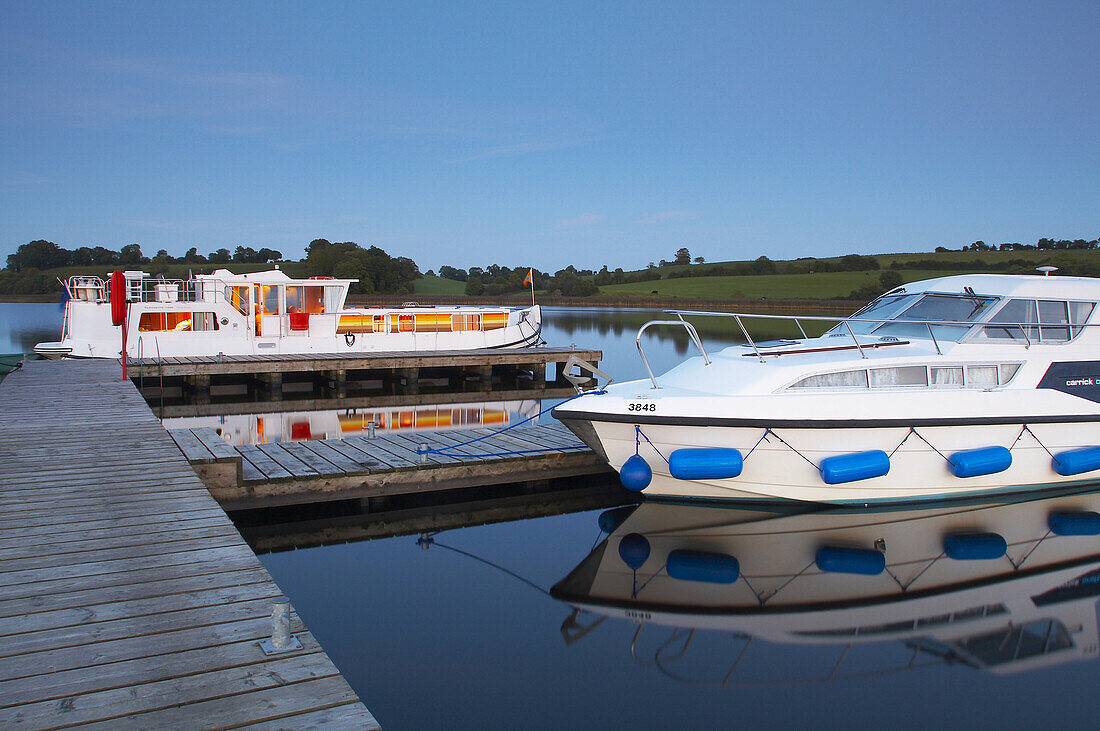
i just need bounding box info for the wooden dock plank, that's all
[279,440,344,476]
[342,436,420,469]
[191,426,242,460]
[0,631,321,708]
[255,443,320,479]
[296,440,365,473]
[77,675,367,730]
[237,444,294,481]
[345,434,440,467]
[0,359,376,727]
[0,566,274,623]
[315,438,385,471]
[0,652,347,729]
[378,432,464,465]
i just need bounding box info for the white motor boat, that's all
[34,268,542,359]
[552,494,1100,680]
[553,274,1100,504]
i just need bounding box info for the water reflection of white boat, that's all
[34,268,541,359]
[554,274,1100,504]
[552,492,1100,681]
[164,399,541,446]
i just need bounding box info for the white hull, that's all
[580,417,1100,504]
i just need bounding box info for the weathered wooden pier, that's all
[0,360,378,728]
[170,423,610,511]
[129,346,603,401]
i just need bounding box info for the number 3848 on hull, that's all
[553,273,1100,505]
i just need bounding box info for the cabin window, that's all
[1070,302,1095,336]
[790,370,869,389]
[452,314,482,331]
[999,363,1021,384]
[413,313,451,333]
[1038,300,1070,342]
[137,312,218,332]
[931,366,964,387]
[967,365,999,388]
[869,366,928,387]
[373,315,386,333]
[984,299,1038,341]
[225,286,249,317]
[324,286,343,313]
[285,286,325,314]
[258,285,280,315]
[983,299,1095,343]
[192,312,219,331]
[393,314,415,332]
[791,363,1022,391]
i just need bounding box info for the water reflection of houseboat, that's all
[164,398,541,446]
[552,491,1100,682]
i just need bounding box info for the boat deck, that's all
[0,359,379,728]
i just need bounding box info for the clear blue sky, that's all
[1,1,1097,272]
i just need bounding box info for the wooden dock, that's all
[129,347,603,400]
[0,360,379,729]
[169,423,610,511]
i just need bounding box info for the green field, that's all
[412,275,467,296]
[598,269,981,300]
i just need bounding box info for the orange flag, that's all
[523,268,533,287]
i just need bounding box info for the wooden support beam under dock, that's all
[0,360,379,729]
[170,423,611,511]
[128,346,602,378]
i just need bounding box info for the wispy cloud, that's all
[560,212,604,228]
[450,138,591,163]
[0,170,55,188]
[637,210,700,224]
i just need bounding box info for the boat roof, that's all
[195,268,358,284]
[889,273,1100,300]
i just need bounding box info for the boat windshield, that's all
[830,294,920,335]
[872,293,998,342]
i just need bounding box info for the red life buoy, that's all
[110,271,127,326]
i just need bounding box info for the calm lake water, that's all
[4,303,1100,729]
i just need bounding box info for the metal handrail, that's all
[637,319,710,389]
[666,309,1086,355]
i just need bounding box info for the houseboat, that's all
[34,268,542,359]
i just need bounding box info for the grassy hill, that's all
[412,274,467,296]
[597,269,981,301]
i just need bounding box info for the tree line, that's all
[0,238,420,296]
[5,240,285,272]
[430,264,599,297]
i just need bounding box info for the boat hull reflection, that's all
[552,490,1100,677]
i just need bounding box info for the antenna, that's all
[1036,266,1058,277]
